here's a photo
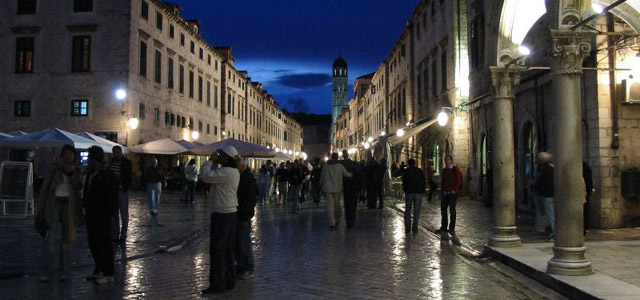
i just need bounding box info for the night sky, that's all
[172,0,418,114]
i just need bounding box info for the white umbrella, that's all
[6,130,28,137]
[76,132,128,154]
[0,132,13,140]
[0,128,101,149]
[129,138,189,155]
[190,138,274,157]
[175,139,205,150]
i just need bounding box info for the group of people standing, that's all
[37,145,130,284]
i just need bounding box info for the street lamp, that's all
[191,130,199,140]
[127,117,139,130]
[115,89,127,100]
[363,142,370,150]
[396,128,405,137]
[275,147,280,152]
[301,152,308,160]
[222,131,227,136]
[437,111,449,126]
[367,136,374,143]
[505,45,531,67]
[380,131,386,136]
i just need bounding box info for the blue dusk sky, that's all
[172,0,418,114]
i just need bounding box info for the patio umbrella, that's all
[129,138,189,155]
[0,128,101,149]
[175,139,205,150]
[76,132,128,154]
[6,130,28,137]
[190,138,274,157]
[0,132,13,140]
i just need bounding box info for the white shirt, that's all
[54,174,69,197]
[199,161,239,213]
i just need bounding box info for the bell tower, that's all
[331,55,348,147]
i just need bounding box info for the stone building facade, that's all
[1,0,302,153]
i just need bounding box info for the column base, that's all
[488,225,521,247]
[547,246,592,276]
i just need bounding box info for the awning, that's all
[129,138,190,155]
[0,128,102,149]
[76,132,128,154]
[190,138,274,157]
[387,116,438,145]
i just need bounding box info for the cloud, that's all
[275,73,331,89]
[287,97,311,113]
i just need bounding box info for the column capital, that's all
[550,30,594,76]
[490,67,525,99]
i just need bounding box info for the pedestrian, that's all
[583,160,593,235]
[184,159,199,204]
[83,146,118,284]
[36,144,83,282]
[310,158,323,205]
[402,158,426,234]
[373,158,389,209]
[319,153,352,228]
[358,160,367,203]
[426,159,437,203]
[287,160,305,213]
[145,157,165,216]
[109,145,132,243]
[275,162,289,205]
[436,155,463,241]
[339,150,361,228]
[365,158,378,209]
[235,157,258,280]
[257,164,271,205]
[300,160,312,203]
[199,145,240,294]
[533,152,555,240]
[266,160,276,202]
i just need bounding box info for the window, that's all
[199,48,203,60]
[156,11,162,30]
[207,123,210,134]
[227,94,231,114]
[206,81,211,106]
[167,57,174,89]
[198,121,203,132]
[431,59,437,97]
[441,50,447,93]
[169,24,174,38]
[179,64,184,93]
[213,85,218,108]
[180,33,185,46]
[71,36,91,72]
[207,54,211,65]
[165,111,170,125]
[181,116,186,128]
[176,114,181,127]
[139,41,147,77]
[215,60,218,70]
[154,50,161,84]
[188,70,194,98]
[138,103,145,119]
[154,107,160,123]
[170,113,175,125]
[14,100,30,117]
[422,68,429,102]
[190,41,194,54]
[17,0,36,14]
[198,75,203,102]
[71,99,88,116]
[15,37,34,73]
[214,125,218,135]
[141,1,148,20]
[470,12,485,70]
[73,0,92,12]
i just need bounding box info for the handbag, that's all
[34,214,48,238]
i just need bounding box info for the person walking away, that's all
[339,150,361,228]
[199,146,240,294]
[83,146,118,284]
[275,162,289,205]
[109,145,132,243]
[256,165,271,205]
[373,158,389,209]
[533,152,555,240]
[36,144,83,282]
[365,158,378,209]
[266,160,276,202]
[426,159,437,203]
[145,157,165,216]
[436,155,463,241]
[319,153,353,228]
[300,160,312,203]
[235,158,257,280]
[583,160,593,235]
[310,158,323,205]
[184,159,199,204]
[402,158,426,234]
[287,160,305,213]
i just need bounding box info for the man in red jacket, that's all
[436,155,462,240]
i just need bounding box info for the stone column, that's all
[547,29,593,276]
[488,67,523,247]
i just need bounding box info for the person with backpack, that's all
[235,157,258,280]
[435,154,463,241]
[402,158,426,234]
